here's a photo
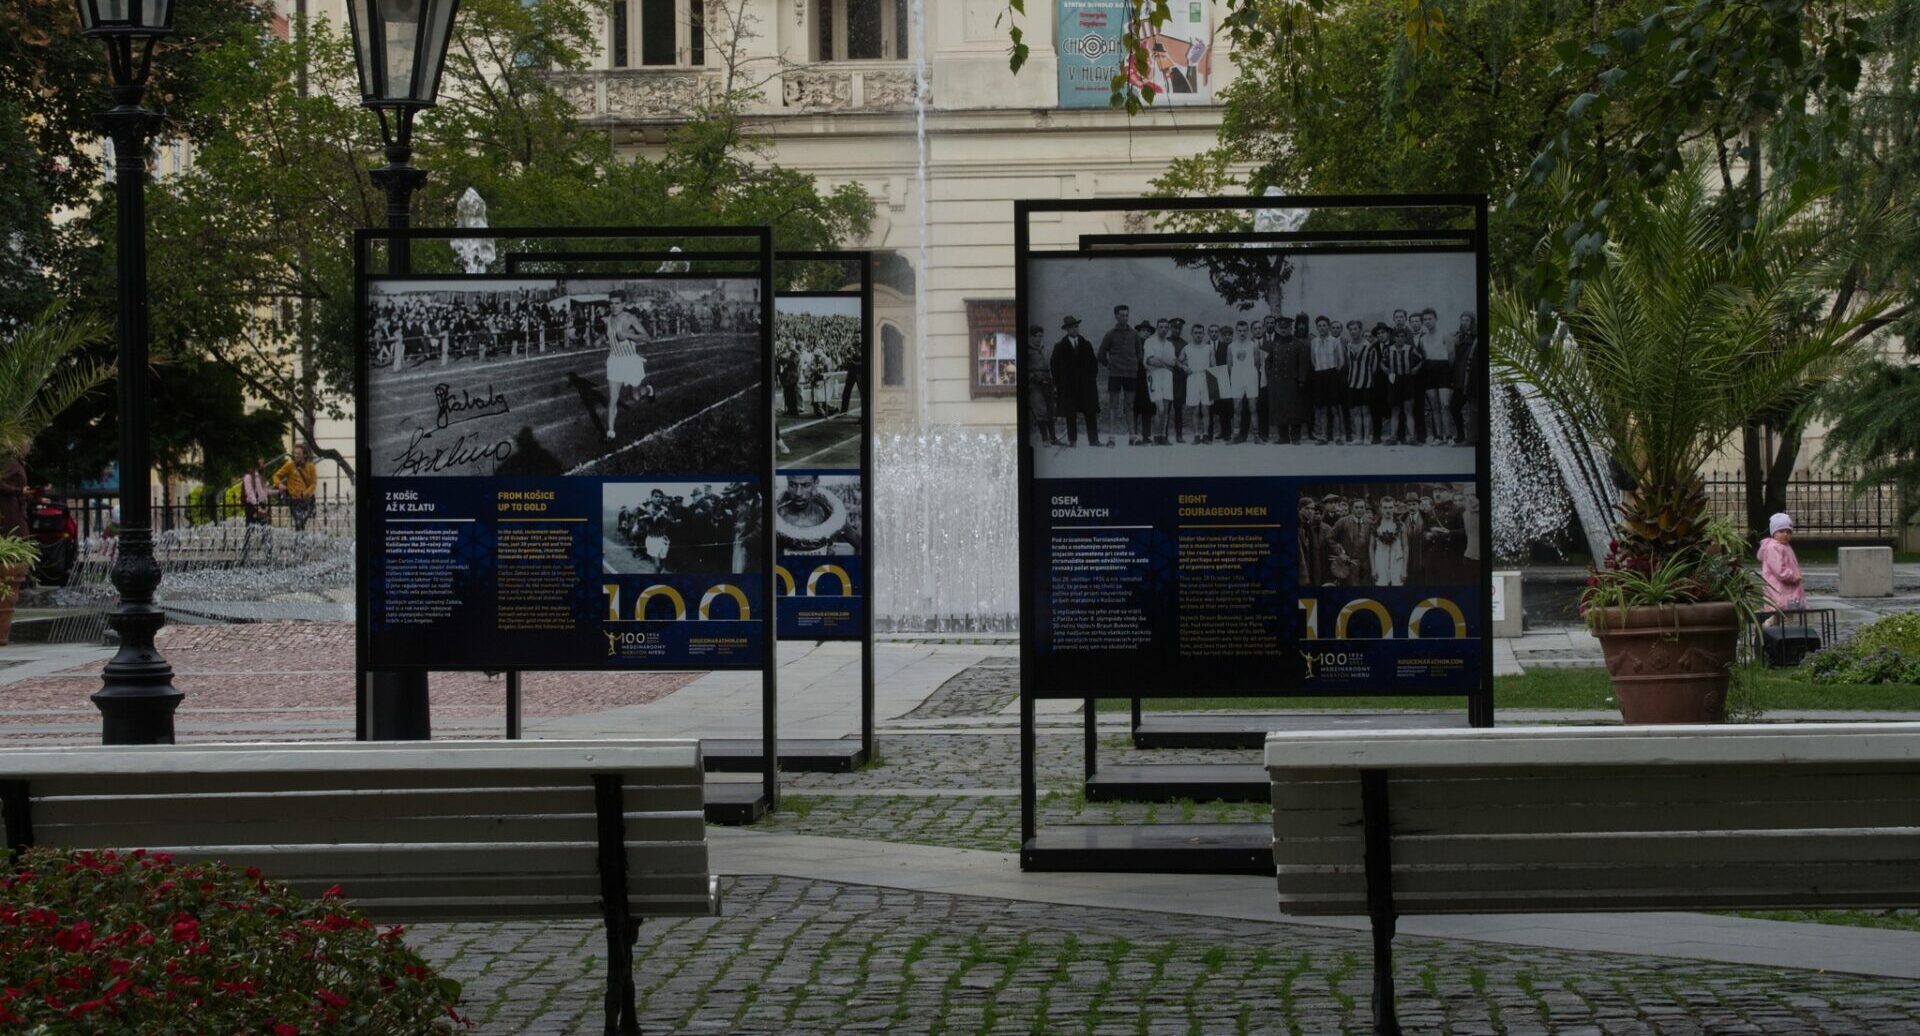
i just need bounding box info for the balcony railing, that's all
[550,63,926,120]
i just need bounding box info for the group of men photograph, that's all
[777,311,862,419]
[605,483,763,576]
[1029,304,1479,450]
[1298,483,1480,588]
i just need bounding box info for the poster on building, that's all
[1057,0,1130,109]
[1058,0,1214,108]
[1021,245,1487,696]
[774,292,867,639]
[358,271,773,671]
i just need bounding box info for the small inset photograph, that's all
[602,481,763,576]
[1296,481,1481,588]
[773,475,863,556]
[775,295,864,469]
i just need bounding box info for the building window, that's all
[610,0,704,68]
[610,0,629,67]
[967,300,1017,399]
[815,0,909,61]
[640,0,675,65]
[881,324,905,387]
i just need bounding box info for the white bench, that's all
[1267,723,1920,1035]
[0,739,717,1036]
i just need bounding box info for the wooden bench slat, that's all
[1275,858,1920,897]
[0,740,702,779]
[1270,829,1920,867]
[33,768,701,798]
[36,811,708,850]
[1270,798,1920,838]
[58,841,714,878]
[1265,722,1920,769]
[1271,769,1920,811]
[1276,888,1920,915]
[35,785,703,826]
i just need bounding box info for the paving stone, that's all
[412,875,1920,1035]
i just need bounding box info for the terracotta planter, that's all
[0,562,25,647]
[1591,601,1739,724]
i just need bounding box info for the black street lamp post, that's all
[79,0,184,746]
[347,0,459,741]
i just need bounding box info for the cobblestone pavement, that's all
[907,657,1022,718]
[773,731,1266,851]
[0,622,696,731]
[414,875,1920,1035]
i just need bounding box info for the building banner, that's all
[1127,1,1214,105]
[360,273,772,671]
[774,293,867,639]
[1023,247,1486,696]
[1057,0,1130,109]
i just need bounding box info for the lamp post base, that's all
[92,684,185,745]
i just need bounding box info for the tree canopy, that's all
[4,0,872,492]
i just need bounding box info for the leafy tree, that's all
[1015,0,1920,537]
[10,0,872,482]
[1493,159,1893,561]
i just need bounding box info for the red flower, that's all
[321,884,345,900]
[170,918,200,944]
[315,989,349,1009]
[273,1024,300,1036]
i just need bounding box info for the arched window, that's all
[881,324,905,387]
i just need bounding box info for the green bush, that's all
[0,847,467,1032]
[1807,613,1920,685]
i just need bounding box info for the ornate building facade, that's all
[569,0,1240,432]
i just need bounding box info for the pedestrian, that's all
[241,458,272,526]
[272,445,319,532]
[1757,512,1807,620]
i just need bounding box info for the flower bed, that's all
[1808,613,1920,685]
[0,847,467,1033]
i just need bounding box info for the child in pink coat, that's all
[1756,512,1806,619]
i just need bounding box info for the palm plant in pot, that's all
[1495,162,1896,723]
[0,304,112,644]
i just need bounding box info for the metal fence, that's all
[62,476,354,539]
[1703,473,1902,539]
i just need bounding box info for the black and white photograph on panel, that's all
[602,481,764,576]
[1297,481,1482,589]
[774,294,863,469]
[365,276,764,479]
[773,474,863,555]
[1026,249,1480,479]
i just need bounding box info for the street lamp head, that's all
[347,0,460,111]
[74,0,175,37]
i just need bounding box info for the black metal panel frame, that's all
[353,226,781,811]
[1014,194,1495,871]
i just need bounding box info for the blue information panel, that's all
[360,272,772,671]
[1022,246,1489,697]
[773,293,867,640]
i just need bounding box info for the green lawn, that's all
[1097,668,1920,714]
